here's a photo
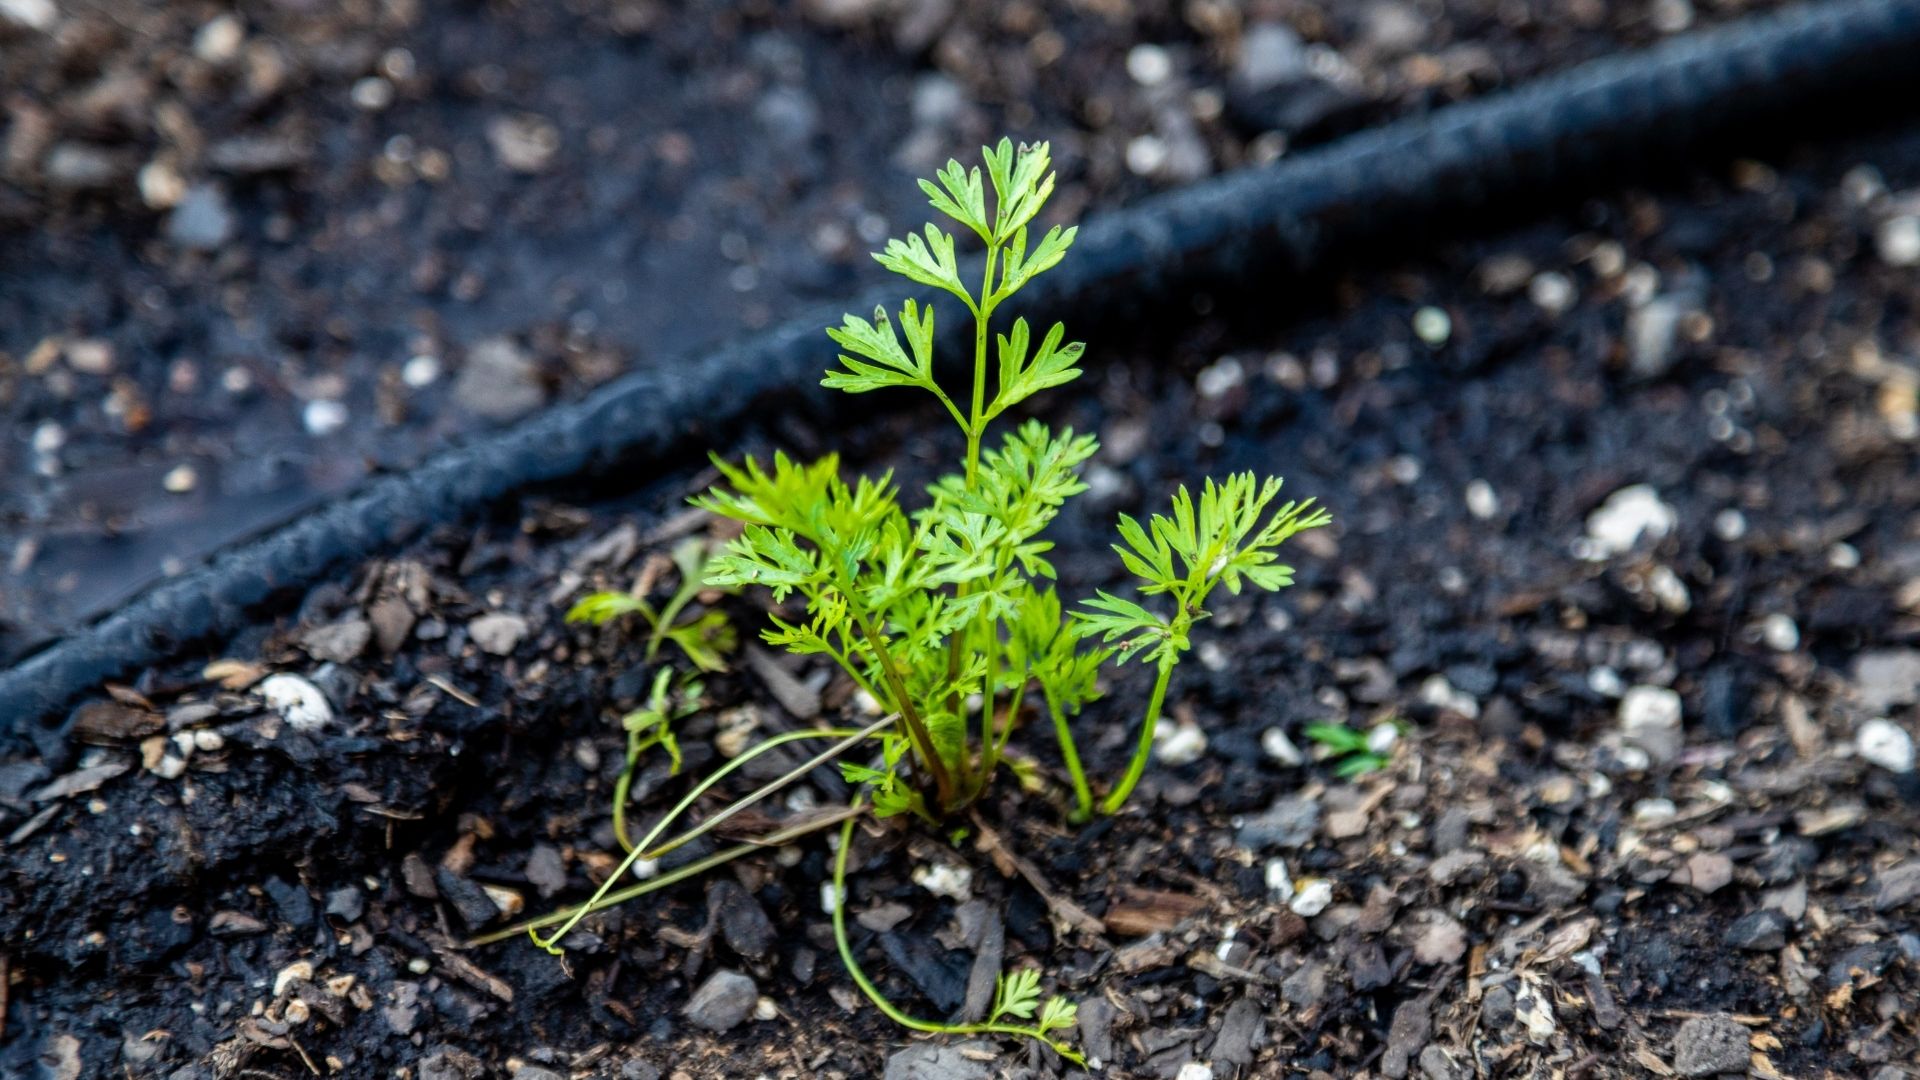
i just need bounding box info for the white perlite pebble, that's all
[1761,613,1800,652]
[303,399,348,436]
[1619,685,1683,765]
[1413,306,1451,346]
[1856,719,1915,774]
[1264,858,1294,900]
[258,674,333,732]
[1261,726,1303,766]
[912,862,973,902]
[1365,723,1398,755]
[1176,1064,1214,1080]
[819,882,841,915]
[1155,721,1209,766]
[1877,215,1920,267]
[1465,479,1499,520]
[1583,484,1677,560]
[1289,879,1333,917]
[754,996,779,1022]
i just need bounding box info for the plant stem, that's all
[612,732,642,852]
[467,805,862,947]
[1043,685,1094,824]
[856,615,955,809]
[831,798,1084,1065]
[1098,655,1175,817]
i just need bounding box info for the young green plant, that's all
[507,138,1330,1065]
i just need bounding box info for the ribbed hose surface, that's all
[4,0,1918,739]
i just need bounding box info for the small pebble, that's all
[1760,613,1800,652]
[1465,479,1498,520]
[402,354,441,387]
[1154,721,1208,765]
[163,464,198,493]
[192,729,224,753]
[1412,306,1451,345]
[1126,44,1173,87]
[1713,508,1748,541]
[1175,1064,1213,1080]
[1528,271,1576,315]
[1289,879,1333,917]
[258,673,333,732]
[303,399,349,436]
[1856,718,1915,774]
[911,862,973,902]
[1877,215,1920,267]
[1264,858,1294,900]
[273,960,314,996]
[1583,485,1676,560]
[1261,726,1303,766]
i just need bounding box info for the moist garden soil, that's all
[5,110,1920,1080]
[0,0,1788,662]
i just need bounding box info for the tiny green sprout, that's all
[610,669,702,851]
[511,137,1331,1065]
[566,537,736,673]
[1304,718,1404,778]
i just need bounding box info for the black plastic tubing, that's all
[5,0,1919,739]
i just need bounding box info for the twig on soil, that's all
[424,674,479,708]
[969,812,1107,938]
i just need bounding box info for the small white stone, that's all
[1760,613,1800,652]
[1175,1064,1214,1080]
[1196,355,1244,399]
[153,755,188,780]
[1588,666,1625,698]
[753,996,779,1021]
[630,858,659,881]
[1713,508,1748,541]
[1261,726,1303,766]
[259,674,333,732]
[1465,479,1498,520]
[1154,721,1208,766]
[171,731,198,758]
[1528,271,1576,315]
[1632,797,1678,826]
[1583,484,1677,560]
[273,960,314,997]
[1365,723,1398,755]
[1856,718,1915,774]
[351,76,395,111]
[1264,858,1294,900]
[912,861,973,902]
[193,13,244,63]
[1126,134,1169,176]
[1127,43,1174,86]
[1419,674,1479,720]
[31,421,65,455]
[163,464,198,494]
[1647,565,1690,614]
[402,354,441,387]
[1288,879,1333,917]
[1619,685,1683,765]
[1828,542,1861,570]
[1412,306,1451,346]
[1877,215,1920,267]
[407,957,431,975]
[303,399,348,437]
[820,882,841,915]
[192,729,225,752]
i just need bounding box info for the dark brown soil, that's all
[0,0,1790,661]
[5,95,1920,1079]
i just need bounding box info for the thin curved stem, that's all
[528,717,892,954]
[831,798,1084,1065]
[467,805,861,947]
[1042,685,1093,824]
[1098,656,1175,817]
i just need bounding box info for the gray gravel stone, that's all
[454,337,546,422]
[1236,795,1320,850]
[1672,1014,1750,1077]
[882,1040,996,1080]
[684,969,758,1033]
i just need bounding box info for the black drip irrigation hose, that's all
[4,0,1919,742]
